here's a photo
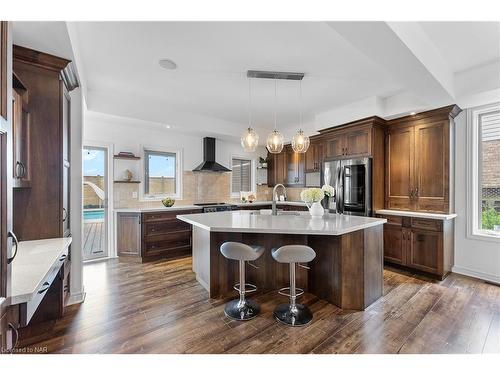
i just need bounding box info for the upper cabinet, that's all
[323,123,373,159]
[12,74,31,188]
[385,106,461,214]
[305,141,323,173]
[267,146,305,188]
[12,45,77,241]
[285,146,305,187]
[0,22,7,122]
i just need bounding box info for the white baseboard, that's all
[452,265,500,284]
[67,291,86,306]
[195,275,209,292]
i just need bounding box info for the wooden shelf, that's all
[114,180,141,184]
[114,154,141,160]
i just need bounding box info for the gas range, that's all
[194,202,238,213]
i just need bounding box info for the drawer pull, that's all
[38,281,51,294]
[59,254,67,261]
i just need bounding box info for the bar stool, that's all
[220,242,265,321]
[272,245,316,326]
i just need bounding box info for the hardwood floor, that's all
[18,258,500,354]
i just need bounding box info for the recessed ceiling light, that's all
[164,125,171,129]
[159,59,177,70]
[410,111,416,116]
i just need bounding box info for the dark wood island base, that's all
[193,225,383,311]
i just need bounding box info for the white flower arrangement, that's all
[300,188,325,203]
[322,184,335,197]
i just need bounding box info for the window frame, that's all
[467,102,500,243]
[141,146,182,201]
[230,155,255,198]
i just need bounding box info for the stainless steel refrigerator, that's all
[322,157,372,216]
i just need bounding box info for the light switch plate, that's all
[132,191,138,198]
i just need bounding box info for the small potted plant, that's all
[321,184,335,210]
[300,188,325,217]
[259,157,268,168]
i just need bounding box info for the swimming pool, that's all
[83,209,105,221]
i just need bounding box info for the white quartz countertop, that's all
[178,211,386,236]
[237,201,307,207]
[375,209,457,220]
[114,201,307,213]
[8,237,72,305]
[114,205,200,213]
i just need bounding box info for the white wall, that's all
[84,111,268,188]
[452,111,500,284]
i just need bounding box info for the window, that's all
[144,149,180,198]
[231,157,252,195]
[468,103,500,240]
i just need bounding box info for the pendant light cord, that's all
[274,78,277,131]
[248,78,252,130]
[299,79,303,131]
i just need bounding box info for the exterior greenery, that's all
[481,207,500,230]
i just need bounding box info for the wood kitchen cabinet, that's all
[324,123,372,159]
[12,45,77,241]
[0,21,7,122]
[305,141,323,172]
[385,105,460,213]
[377,214,453,279]
[267,151,286,187]
[12,75,31,189]
[284,146,305,187]
[116,209,203,262]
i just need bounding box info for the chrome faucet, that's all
[272,183,287,215]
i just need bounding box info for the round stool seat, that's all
[272,245,316,264]
[220,242,264,262]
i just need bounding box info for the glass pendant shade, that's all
[241,127,259,152]
[291,129,310,153]
[266,130,284,153]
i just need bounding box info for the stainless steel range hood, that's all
[192,137,231,172]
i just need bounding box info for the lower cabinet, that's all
[377,214,453,279]
[116,209,202,262]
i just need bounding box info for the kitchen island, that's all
[178,211,387,310]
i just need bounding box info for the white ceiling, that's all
[12,21,500,140]
[419,22,500,73]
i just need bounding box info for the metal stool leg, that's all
[224,260,260,321]
[274,262,313,326]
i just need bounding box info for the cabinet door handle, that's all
[15,161,22,178]
[7,231,19,264]
[7,323,19,353]
[415,187,419,198]
[38,281,51,294]
[62,207,68,222]
[59,254,67,262]
[19,161,26,178]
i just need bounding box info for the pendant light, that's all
[241,78,259,152]
[292,80,310,153]
[266,79,284,154]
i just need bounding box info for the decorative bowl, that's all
[162,198,175,207]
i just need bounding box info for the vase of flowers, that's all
[321,184,335,210]
[300,188,325,217]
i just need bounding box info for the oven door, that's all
[340,158,372,216]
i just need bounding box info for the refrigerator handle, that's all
[336,163,343,214]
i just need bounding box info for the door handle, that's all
[59,254,67,262]
[7,323,19,353]
[38,281,51,294]
[7,231,19,264]
[62,207,68,222]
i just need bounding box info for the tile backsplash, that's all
[114,171,307,208]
